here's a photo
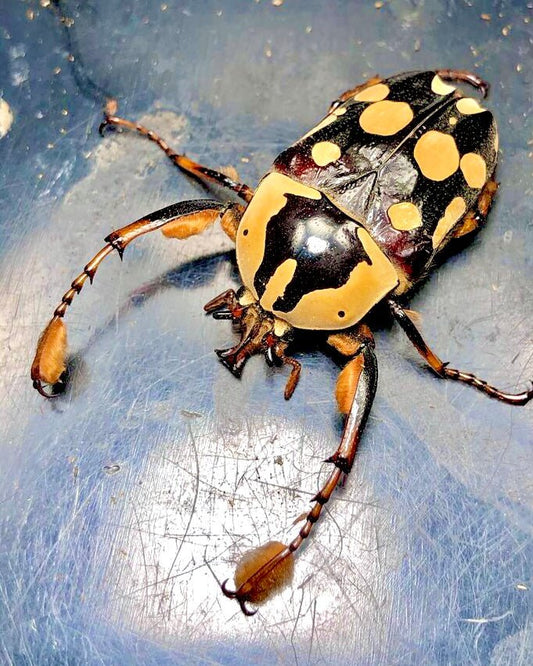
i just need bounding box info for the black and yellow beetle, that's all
[31,69,532,615]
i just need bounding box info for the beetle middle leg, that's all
[100,105,254,203]
[31,200,244,396]
[222,325,377,615]
[388,300,533,406]
[451,179,498,240]
[328,75,383,112]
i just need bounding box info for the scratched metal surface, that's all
[1,1,532,664]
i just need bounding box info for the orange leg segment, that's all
[31,201,243,397]
[222,326,377,615]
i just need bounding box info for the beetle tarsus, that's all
[221,580,258,616]
[442,367,533,406]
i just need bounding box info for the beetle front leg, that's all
[388,300,533,406]
[100,106,254,203]
[222,326,377,615]
[31,200,244,396]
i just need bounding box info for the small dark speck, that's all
[103,464,121,475]
[181,409,203,419]
[338,310,345,318]
[274,455,283,465]
[243,229,249,236]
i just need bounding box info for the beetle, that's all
[31,69,532,615]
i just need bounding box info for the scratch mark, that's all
[463,609,513,624]
[159,422,200,600]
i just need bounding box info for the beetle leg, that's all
[100,108,254,203]
[436,69,490,98]
[451,178,498,240]
[271,341,301,400]
[222,327,377,614]
[329,75,383,111]
[388,300,533,406]
[31,201,244,396]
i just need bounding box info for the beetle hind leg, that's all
[388,300,533,406]
[436,69,490,98]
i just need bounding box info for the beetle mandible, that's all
[31,69,532,615]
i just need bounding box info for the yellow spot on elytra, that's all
[236,173,321,299]
[449,116,457,126]
[431,74,456,96]
[273,227,398,330]
[311,140,342,166]
[432,197,466,248]
[387,201,422,231]
[359,100,414,136]
[414,130,460,181]
[260,259,298,312]
[456,97,486,115]
[353,83,390,102]
[460,153,487,189]
[300,106,346,140]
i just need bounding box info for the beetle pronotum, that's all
[31,70,532,615]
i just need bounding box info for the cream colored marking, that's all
[456,98,485,115]
[336,356,364,415]
[161,210,218,239]
[0,98,14,138]
[353,83,390,102]
[460,152,487,188]
[494,131,499,152]
[236,172,321,299]
[273,317,291,337]
[359,100,414,136]
[431,74,456,96]
[393,272,412,296]
[311,140,342,166]
[238,287,256,306]
[414,130,460,181]
[272,228,399,330]
[260,259,298,312]
[449,116,457,126]
[432,197,466,248]
[300,106,346,140]
[387,201,422,231]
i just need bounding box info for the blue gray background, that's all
[0,1,531,664]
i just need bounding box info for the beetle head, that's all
[204,287,299,397]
